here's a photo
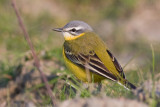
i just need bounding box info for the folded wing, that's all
[64,49,118,81]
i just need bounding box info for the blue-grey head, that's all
[53,20,93,40]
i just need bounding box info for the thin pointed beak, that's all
[52,28,63,32]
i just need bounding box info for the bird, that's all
[53,20,136,90]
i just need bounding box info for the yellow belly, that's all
[63,48,105,82]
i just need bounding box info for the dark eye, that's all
[71,28,76,32]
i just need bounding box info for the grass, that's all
[0,41,159,106]
[19,44,158,106]
[150,44,157,107]
[0,60,22,87]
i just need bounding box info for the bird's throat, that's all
[63,32,85,41]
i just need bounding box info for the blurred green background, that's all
[0,0,160,106]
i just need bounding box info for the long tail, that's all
[118,79,136,90]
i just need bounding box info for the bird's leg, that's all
[85,63,93,93]
[85,63,91,83]
[97,82,102,93]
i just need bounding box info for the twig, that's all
[11,0,57,106]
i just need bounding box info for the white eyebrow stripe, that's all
[65,26,83,31]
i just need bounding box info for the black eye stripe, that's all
[70,28,76,32]
[68,28,83,36]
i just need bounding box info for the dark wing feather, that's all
[106,50,125,78]
[64,49,117,81]
[65,50,81,64]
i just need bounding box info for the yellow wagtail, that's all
[53,20,136,90]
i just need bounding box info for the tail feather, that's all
[118,79,136,90]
